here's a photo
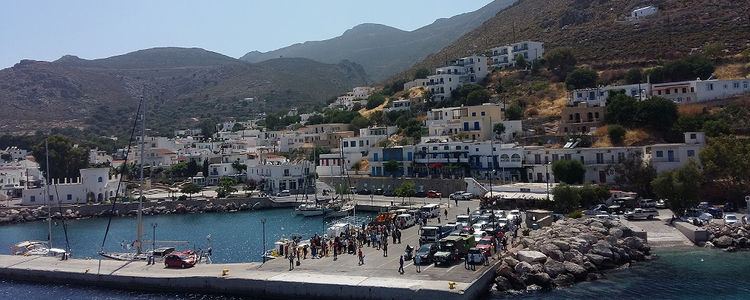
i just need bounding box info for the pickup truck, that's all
[624,208,659,220]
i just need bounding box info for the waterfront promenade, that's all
[0,199,501,299]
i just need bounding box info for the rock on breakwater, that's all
[704,223,750,252]
[493,218,651,293]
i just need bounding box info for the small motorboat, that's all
[12,241,67,257]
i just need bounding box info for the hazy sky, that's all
[1,0,494,69]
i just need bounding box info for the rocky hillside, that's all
[0,48,368,135]
[240,0,517,81]
[393,0,750,82]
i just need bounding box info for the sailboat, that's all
[13,139,68,258]
[99,96,149,261]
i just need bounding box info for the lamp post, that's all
[261,218,267,263]
[151,223,157,251]
[545,161,551,201]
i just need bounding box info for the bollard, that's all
[449,281,455,289]
[85,269,90,274]
[222,269,229,276]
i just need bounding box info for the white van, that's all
[395,214,415,228]
[639,198,656,208]
[420,204,440,218]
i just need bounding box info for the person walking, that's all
[454,197,458,206]
[398,255,405,274]
[383,240,388,257]
[396,229,402,244]
[444,209,448,219]
[414,255,421,273]
[358,248,364,265]
[392,230,397,244]
[289,251,295,271]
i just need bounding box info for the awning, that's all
[483,191,553,201]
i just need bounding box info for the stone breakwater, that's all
[0,197,287,225]
[493,218,651,293]
[704,223,750,251]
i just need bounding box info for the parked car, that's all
[426,190,443,198]
[357,188,372,195]
[466,247,486,265]
[706,207,723,219]
[723,202,737,212]
[449,191,466,200]
[373,188,384,195]
[724,214,739,225]
[383,189,395,197]
[414,191,427,197]
[415,243,438,264]
[697,202,710,210]
[590,204,608,213]
[476,237,493,255]
[655,199,668,209]
[743,215,750,225]
[164,251,197,268]
[624,208,659,220]
[639,198,656,208]
[277,190,290,197]
[460,192,474,200]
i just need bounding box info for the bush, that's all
[505,104,523,120]
[551,160,586,184]
[545,47,577,79]
[565,210,584,219]
[178,195,187,201]
[565,68,599,90]
[624,68,643,84]
[608,125,627,145]
[366,94,386,109]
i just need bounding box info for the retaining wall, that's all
[674,222,709,244]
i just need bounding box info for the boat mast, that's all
[45,139,52,249]
[136,96,145,254]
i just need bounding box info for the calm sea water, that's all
[1,211,749,299]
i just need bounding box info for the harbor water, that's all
[2,210,750,299]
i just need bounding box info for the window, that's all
[30,196,35,202]
[443,145,449,150]
[472,112,476,117]
[67,194,72,201]
[665,89,670,95]
[284,169,290,176]
[474,121,480,130]
[98,177,103,182]
[455,146,461,150]
[733,82,740,89]
[481,111,486,116]
[682,88,687,93]
[657,90,662,95]
[656,151,663,158]
[373,153,378,161]
[690,133,696,139]
[744,82,749,89]
[707,83,714,91]
[687,150,695,157]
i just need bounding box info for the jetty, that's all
[0,199,499,299]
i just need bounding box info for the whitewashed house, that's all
[22,168,124,205]
[491,41,544,68]
[246,155,312,194]
[631,6,657,19]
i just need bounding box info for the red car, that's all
[426,190,442,198]
[476,237,494,255]
[164,251,197,268]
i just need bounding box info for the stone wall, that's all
[321,176,466,195]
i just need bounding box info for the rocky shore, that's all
[703,223,750,251]
[0,199,276,225]
[493,218,651,293]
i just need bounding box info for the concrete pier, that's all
[0,199,500,299]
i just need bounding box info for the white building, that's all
[89,148,113,165]
[427,55,489,101]
[246,156,313,194]
[491,41,544,68]
[352,87,374,99]
[631,6,657,19]
[403,79,429,91]
[384,99,411,112]
[570,78,750,106]
[427,73,462,101]
[414,141,524,180]
[315,152,363,177]
[21,168,124,205]
[368,145,416,177]
[568,83,650,106]
[2,147,28,161]
[645,132,705,173]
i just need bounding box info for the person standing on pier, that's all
[398,255,404,274]
[289,251,295,271]
[392,229,397,244]
[414,255,421,273]
[383,240,388,257]
[396,229,402,244]
[358,248,364,265]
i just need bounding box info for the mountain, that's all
[392,0,750,82]
[0,47,368,135]
[240,0,517,82]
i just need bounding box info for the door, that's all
[599,171,607,183]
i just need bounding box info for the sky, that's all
[0,0,494,69]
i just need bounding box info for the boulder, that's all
[623,237,647,252]
[563,261,588,280]
[494,276,512,292]
[543,260,566,278]
[563,249,584,264]
[586,253,614,269]
[518,250,547,264]
[523,272,552,289]
[714,235,733,248]
[553,273,575,287]
[497,267,526,290]
[514,261,533,275]
[591,241,614,258]
[552,240,571,251]
[503,257,520,267]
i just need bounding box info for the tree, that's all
[493,123,506,138]
[199,119,216,139]
[635,97,678,132]
[702,119,731,137]
[366,93,386,109]
[368,110,385,126]
[414,68,430,80]
[180,183,201,200]
[544,47,577,79]
[167,162,189,178]
[231,123,245,132]
[610,153,656,197]
[551,159,586,184]
[514,54,528,69]
[351,161,361,175]
[351,102,362,111]
[186,160,199,177]
[32,134,89,182]
[465,89,490,106]
[608,125,627,145]
[383,159,401,178]
[578,183,610,208]
[699,136,750,203]
[216,177,238,198]
[624,68,643,84]
[652,160,702,216]
[202,159,209,176]
[565,68,598,90]
[349,115,371,132]
[505,104,523,120]
[552,184,581,214]
[231,160,247,174]
[306,114,327,125]
[394,182,416,204]
[605,94,639,127]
